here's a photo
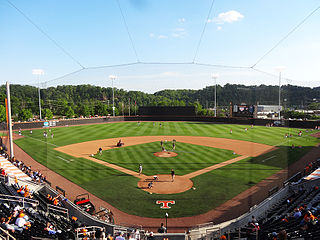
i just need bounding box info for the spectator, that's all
[15,212,31,230]
[107,233,113,240]
[44,222,60,235]
[0,217,15,233]
[301,210,317,230]
[293,208,302,219]
[133,229,140,240]
[251,215,258,224]
[147,232,155,240]
[115,232,125,240]
[277,230,287,240]
[157,223,166,233]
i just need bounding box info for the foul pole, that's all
[6,82,14,158]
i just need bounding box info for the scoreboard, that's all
[232,104,255,118]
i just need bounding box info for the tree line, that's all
[0,84,319,121]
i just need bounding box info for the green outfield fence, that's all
[2,116,319,130]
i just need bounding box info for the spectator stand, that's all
[188,177,320,240]
[0,193,39,210]
[39,183,136,236]
[0,155,32,182]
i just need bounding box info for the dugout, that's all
[138,106,195,116]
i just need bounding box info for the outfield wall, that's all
[0,116,125,130]
[1,116,319,130]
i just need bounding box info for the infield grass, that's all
[93,141,240,176]
[14,122,320,217]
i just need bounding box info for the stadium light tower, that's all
[211,73,219,117]
[109,75,116,117]
[275,66,286,120]
[32,69,44,120]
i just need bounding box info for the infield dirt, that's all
[55,136,275,194]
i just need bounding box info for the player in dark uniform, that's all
[99,147,102,155]
[172,139,176,150]
[171,169,175,182]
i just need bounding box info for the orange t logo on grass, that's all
[156,200,175,209]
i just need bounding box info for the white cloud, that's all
[175,28,185,32]
[178,18,185,23]
[172,28,186,38]
[209,10,244,24]
[217,26,222,31]
[158,35,168,39]
[149,33,155,38]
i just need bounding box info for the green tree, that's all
[18,109,33,121]
[308,102,320,110]
[0,105,6,123]
[94,101,107,116]
[42,108,53,120]
[78,103,91,117]
[64,106,74,118]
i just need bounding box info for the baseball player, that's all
[138,164,142,175]
[171,169,175,182]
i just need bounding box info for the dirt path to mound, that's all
[11,133,320,232]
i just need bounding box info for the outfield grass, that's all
[14,122,320,218]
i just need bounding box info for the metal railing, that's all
[0,226,16,240]
[76,226,105,239]
[46,203,69,218]
[0,194,39,209]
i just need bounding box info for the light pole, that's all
[211,74,219,117]
[32,69,44,120]
[275,66,285,120]
[109,75,116,117]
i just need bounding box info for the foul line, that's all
[184,155,249,179]
[57,156,73,163]
[274,131,317,147]
[20,134,59,147]
[262,155,276,163]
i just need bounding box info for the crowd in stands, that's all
[303,161,317,177]
[9,156,48,184]
[214,184,320,240]
[0,179,110,239]
[16,184,33,199]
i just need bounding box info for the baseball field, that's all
[14,122,319,218]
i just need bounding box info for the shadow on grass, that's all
[249,146,314,169]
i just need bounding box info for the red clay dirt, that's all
[9,133,320,232]
[153,151,178,157]
[137,175,193,194]
[55,136,275,194]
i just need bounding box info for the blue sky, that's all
[1,0,320,93]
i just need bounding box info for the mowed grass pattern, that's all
[18,122,318,147]
[94,141,239,176]
[14,122,320,218]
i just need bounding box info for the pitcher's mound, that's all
[138,175,193,194]
[153,151,178,158]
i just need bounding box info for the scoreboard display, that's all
[232,104,255,118]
